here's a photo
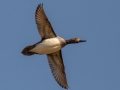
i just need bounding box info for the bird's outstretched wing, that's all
[35,4,57,39]
[47,50,69,89]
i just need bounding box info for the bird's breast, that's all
[30,38,61,54]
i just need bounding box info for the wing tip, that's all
[54,76,69,89]
[36,3,43,11]
[60,83,69,89]
[35,3,43,16]
[38,3,43,8]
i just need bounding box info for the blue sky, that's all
[0,0,120,90]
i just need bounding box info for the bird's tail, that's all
[21,45,36,56]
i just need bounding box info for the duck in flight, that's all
[21,3,86,89]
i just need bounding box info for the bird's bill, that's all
[80,40,86,42]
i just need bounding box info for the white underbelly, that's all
[30,38,61,54]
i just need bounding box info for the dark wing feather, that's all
[35,4,57,39]
[47,50,69,89]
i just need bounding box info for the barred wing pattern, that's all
[47,50,69,89]
[35,4,57,39]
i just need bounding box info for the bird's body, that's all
[21,3,86,89]
[30,37,65,54]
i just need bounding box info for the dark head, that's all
[66,38,86,44]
